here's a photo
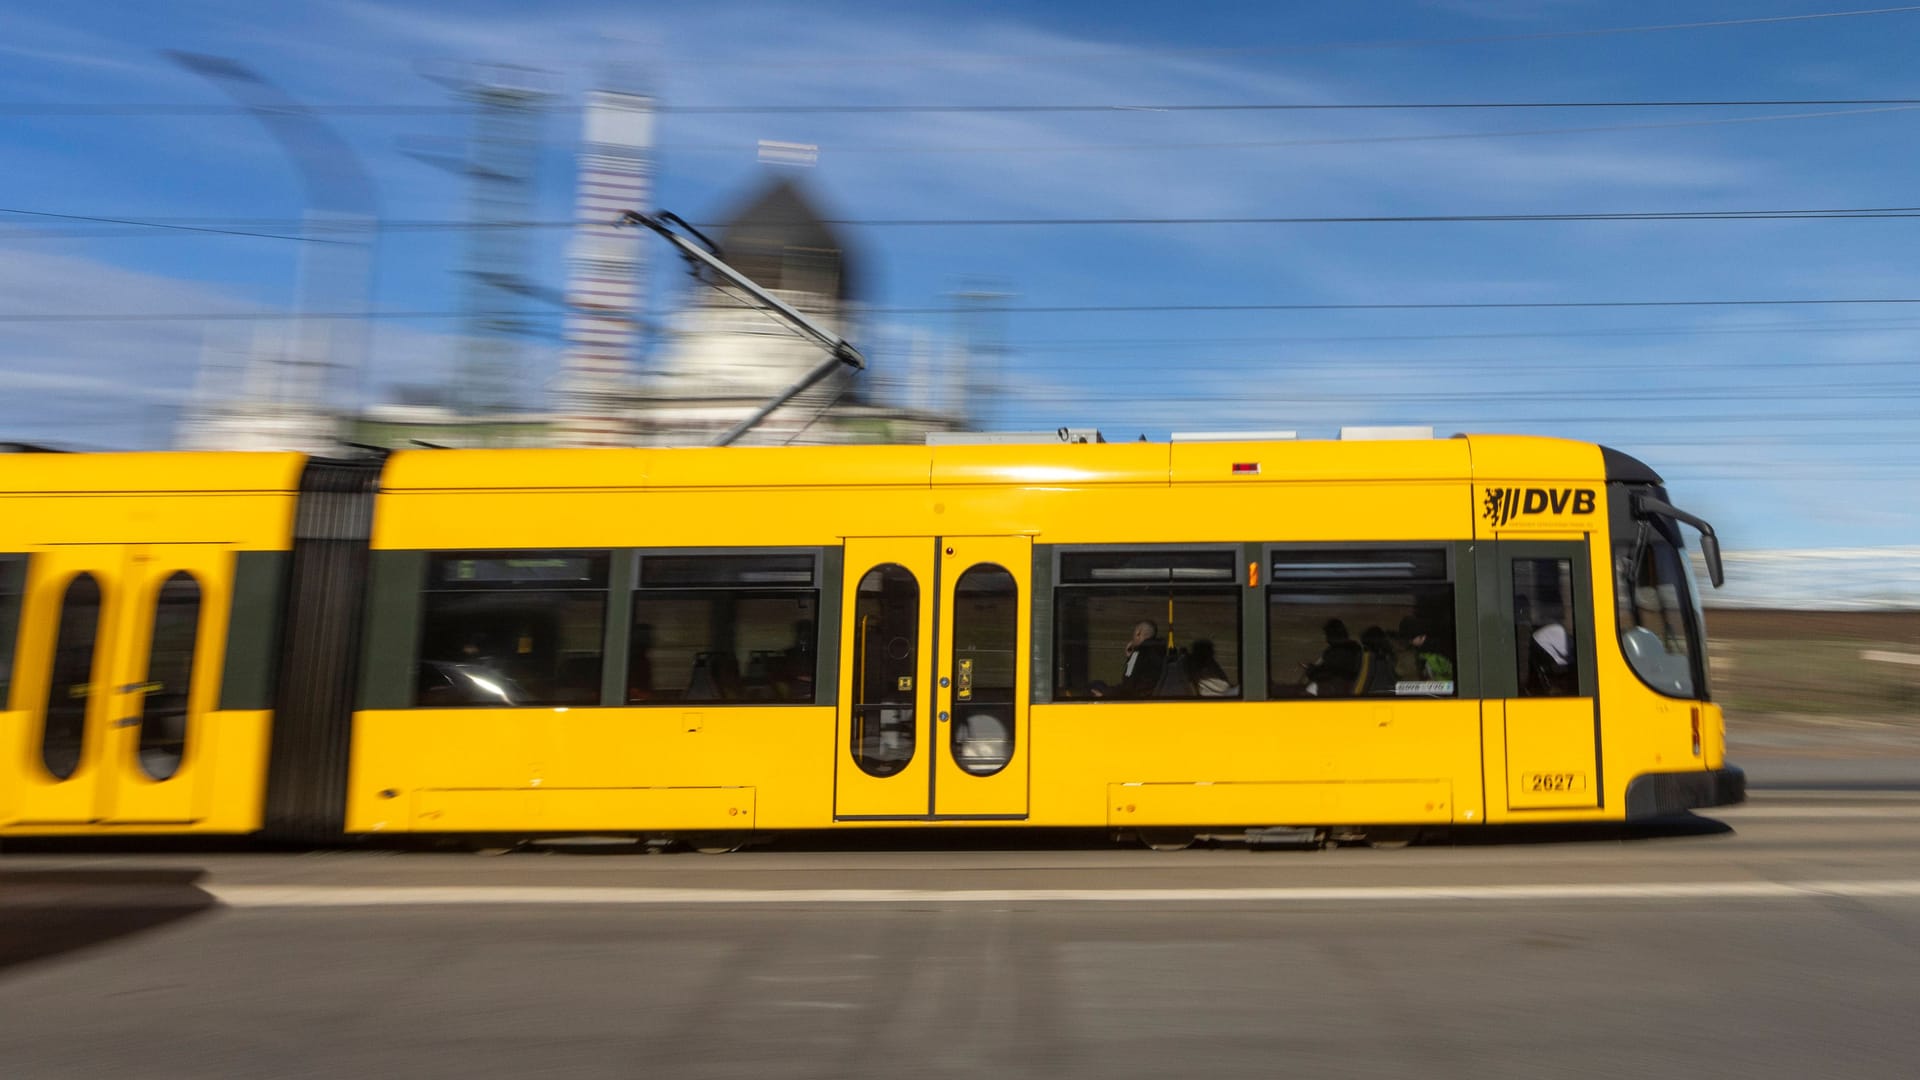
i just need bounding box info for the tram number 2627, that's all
[1524,772,1588,794]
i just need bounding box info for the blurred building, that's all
[553,89,654,448]
[174,322,342,454]
[175,87,972,453]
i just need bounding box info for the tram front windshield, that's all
[1614,517,1708,699]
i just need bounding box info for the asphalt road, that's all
[4,733,1920,1079]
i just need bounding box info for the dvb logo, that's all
[1482,487,1596,527]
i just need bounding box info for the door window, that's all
[42,572,102,780]
[850,564,918,778]
[950,565,1017,776]
[137,571,201,781]
[1514,558,1580,697]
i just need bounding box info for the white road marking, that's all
[1745,790,1920,801]
[164,880,1920,907]
[1715,807,1920,818]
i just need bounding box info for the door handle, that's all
[113,716,142,729]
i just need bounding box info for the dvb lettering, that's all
[1484,487,1596,525]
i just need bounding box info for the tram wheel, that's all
[1138,829,1199,852]
[1364,828,1417,850]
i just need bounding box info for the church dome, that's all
[714,177,858,302]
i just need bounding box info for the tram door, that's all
[1490,541,1601,812]
[834,537,1031,820]
[1,545,226,826]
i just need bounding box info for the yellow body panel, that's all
[1109,782,1455,827]
[1030,701,1484,825]
[347,707,832,833]
[413,788,755,833]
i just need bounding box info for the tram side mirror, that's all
[1699,532,1725,589]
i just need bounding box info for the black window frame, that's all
[413,548,613,708]
[1048,544,1246,703]
[629,548,826,708]
[1265,542,1462,700]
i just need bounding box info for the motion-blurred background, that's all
[3,2,1916,688]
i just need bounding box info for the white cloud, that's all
[0,248,494,447]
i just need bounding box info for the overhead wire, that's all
[17,296,1920,322]
[8,96,1920,117]
[11,204,1920,242]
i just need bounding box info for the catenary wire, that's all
[18,297,1920,322]
[7,97,1920,117]
[11,204,1920,242]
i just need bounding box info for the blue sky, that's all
[2,1,1918,556]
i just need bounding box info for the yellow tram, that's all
[0,434,1740,844]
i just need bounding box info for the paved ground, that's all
[1733,715,1920,789]
[5,732,1920,1079]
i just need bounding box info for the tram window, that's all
[851,564,919,777]
[951,564,1017,775]
[1053,549,1241,701]
[137,572,201,781]
[630,553,820,704]
[42,572,102,780]
[0,556,23,707]
[415,551,609,707]
[1268,548,1456,699]
[1514,558,1580,698]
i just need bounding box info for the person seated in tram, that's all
[1301,618,1363,696]
[1089,619,1167,699]
[1530,623,1573,694]
[1518,596,1574,695]
[1185,638,1236,697]
[1397,617,1456,682]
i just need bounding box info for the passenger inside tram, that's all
[1300,619,1364,696]
[1086,619,1166,698]
[1396,618,1455,682]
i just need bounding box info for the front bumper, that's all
[1624,765,1747,818]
